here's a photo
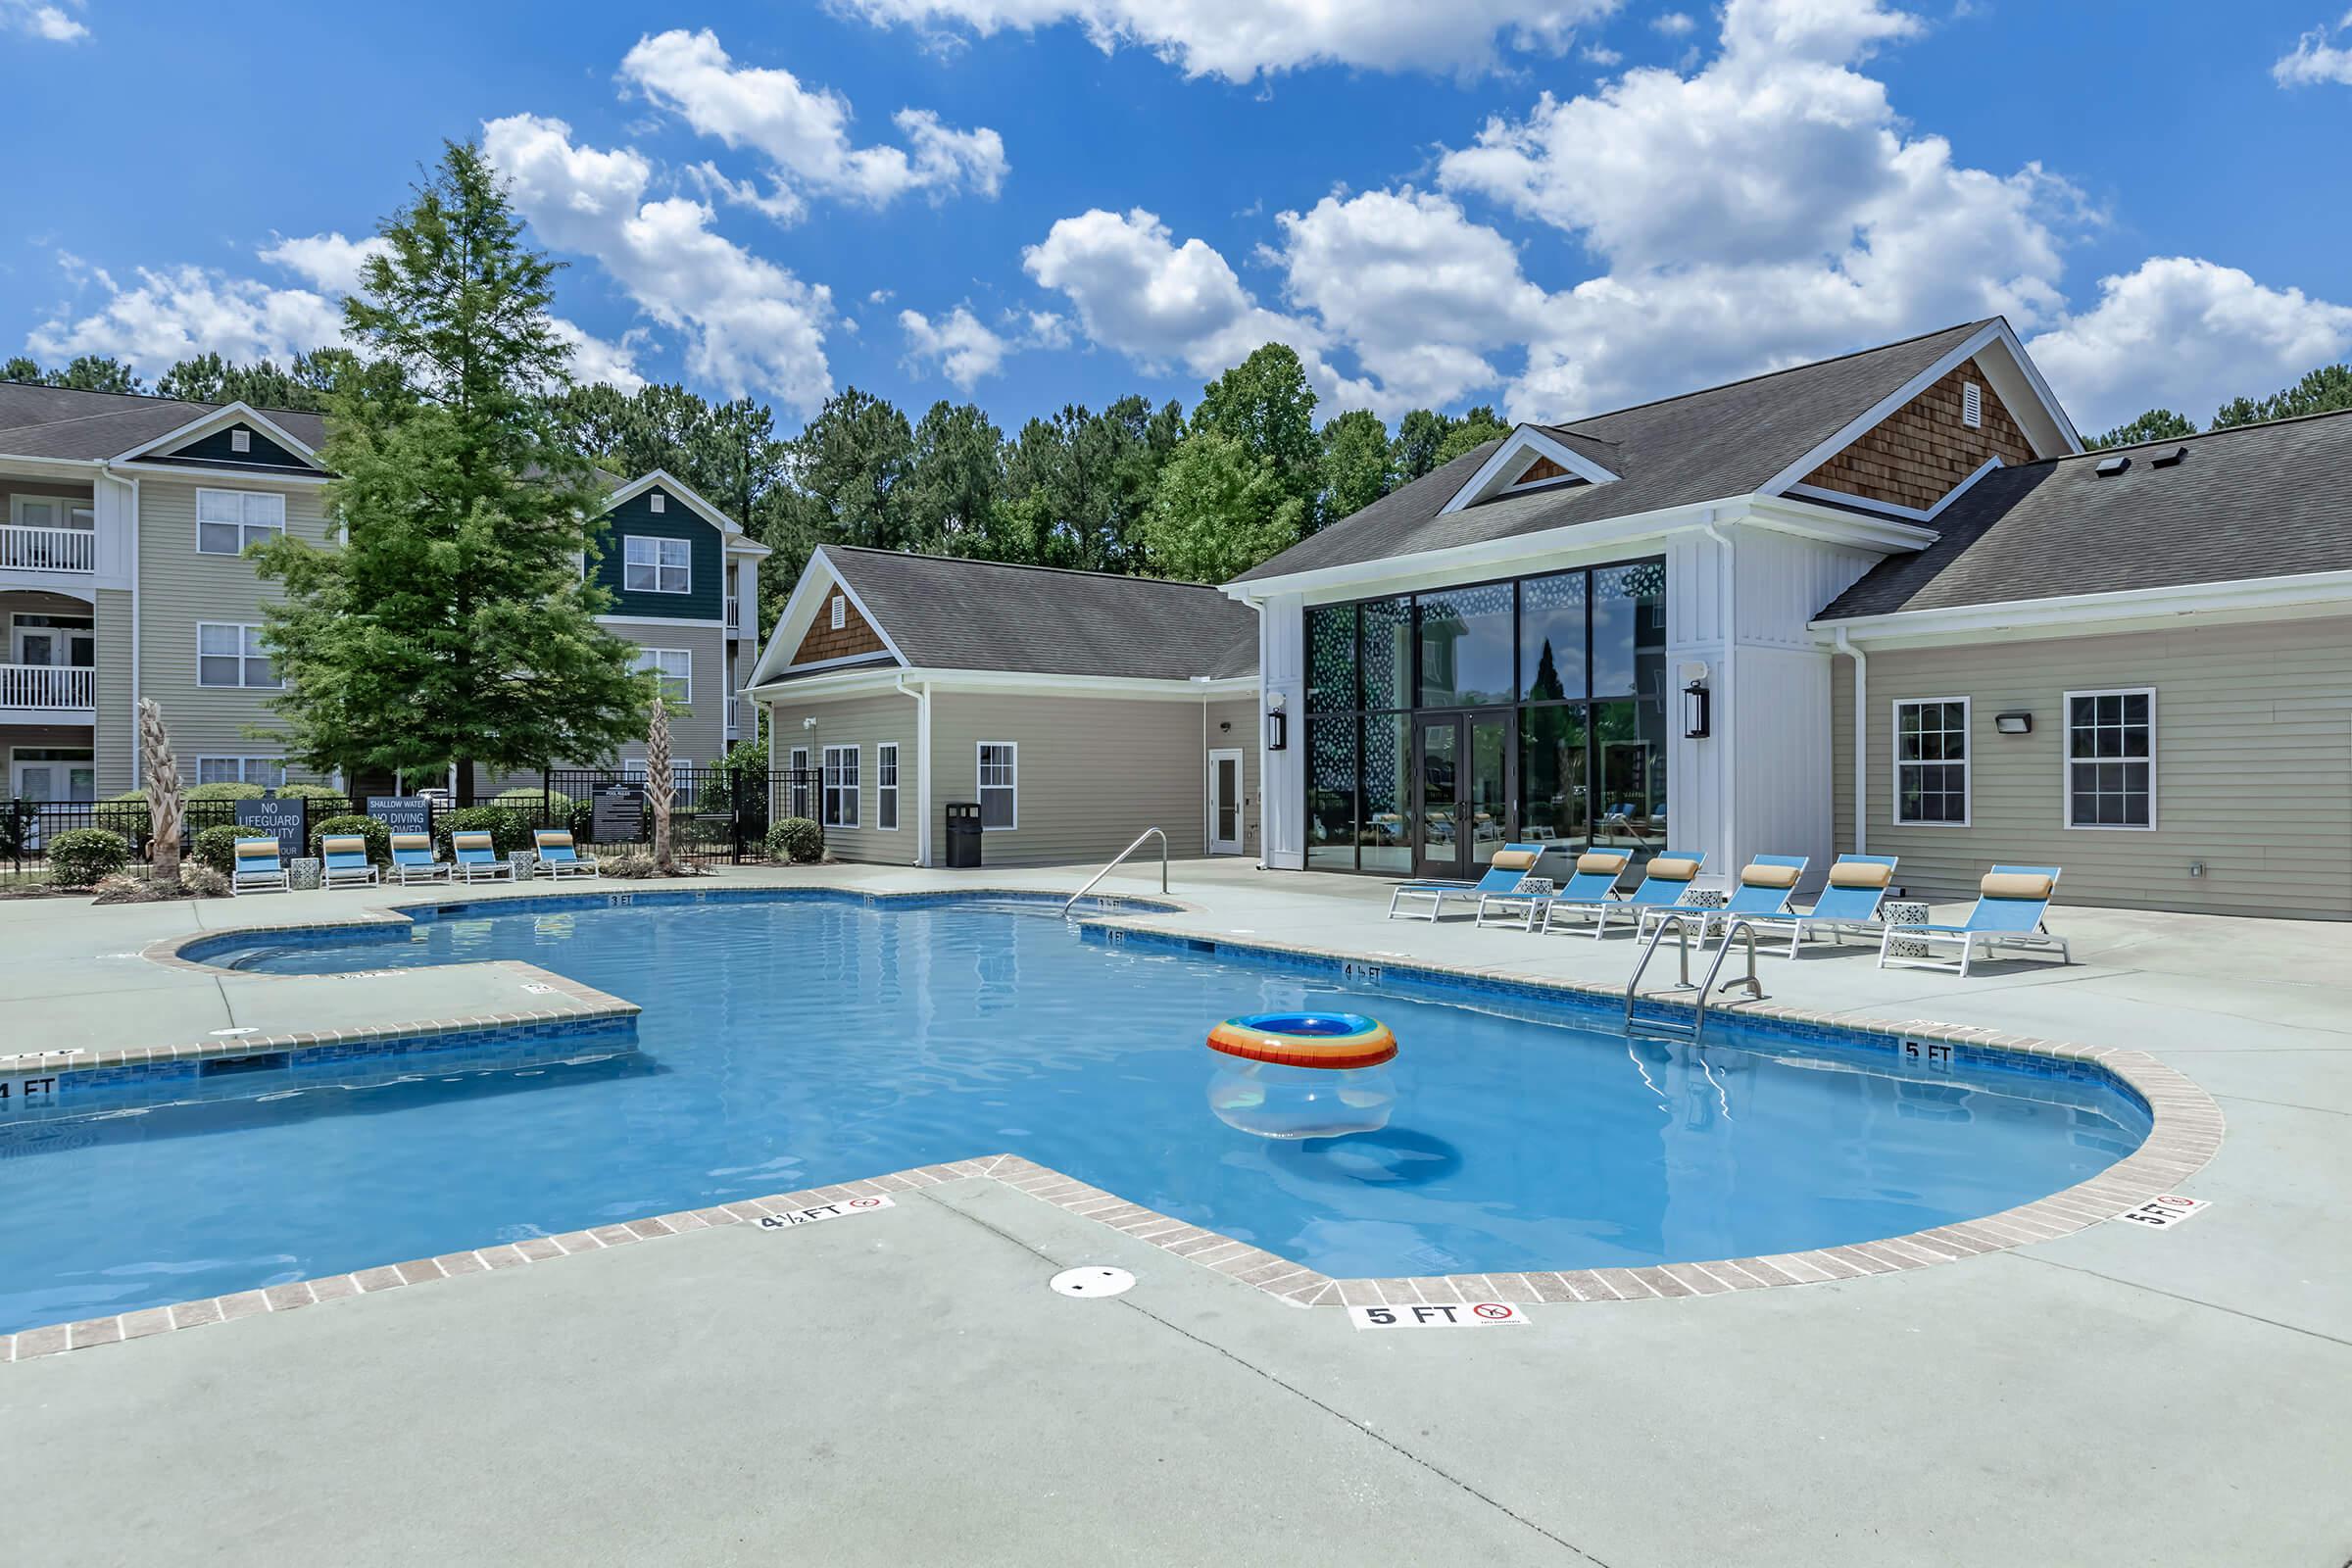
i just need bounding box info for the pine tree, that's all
[249,140,654,805]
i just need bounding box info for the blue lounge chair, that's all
[390,832,450,885]
[1388,843,1546,921]
[1549,851,1707,938]
[1642,854,1810,947]
[319,834,379,890]
[1879,865,2070,977]
[451,829,516,884]
[1476,849,1630,932]
[532,829,600,879]
[230,837,290,895]
[1744,853,1898,956]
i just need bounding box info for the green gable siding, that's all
[166,422,313,470]
[592,486,723,621]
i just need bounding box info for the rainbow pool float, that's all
[1205,1012,1398,1139]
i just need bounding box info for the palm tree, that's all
[647,698,673,875]
[139,699,185,882]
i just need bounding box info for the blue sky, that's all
[5,0,2348,436]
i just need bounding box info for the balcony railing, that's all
[0,524,96,573]
[0,664,95,710]
[724,697,741,739]
[725,595,742,632]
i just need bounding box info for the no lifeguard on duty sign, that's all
[1348,1300,1531,1329]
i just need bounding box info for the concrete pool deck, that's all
[3,862,2348,1564]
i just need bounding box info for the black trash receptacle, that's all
[944,802,983,867]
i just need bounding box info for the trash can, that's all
[944,802,983,867]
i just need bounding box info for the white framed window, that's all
[1961,381,1984,429]
[1892,698,1970,826]
[876,742,900,831]
[196,488,286,555]
[649,492,666,514]
[978,742,1016,830]
[197,622,279,688]
[823,744,860,828]
[623,535,691,594]
[229,427,252,453]
[830,593,846,629]
[788,745,811,819]
[2065,688,2155,829]
[634,647,691,704]
[194,756,286,789]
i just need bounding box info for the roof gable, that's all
[1439,425,1619,513]
[600,469,768,554]
[113,402,326,472]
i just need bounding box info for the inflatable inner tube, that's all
[1207,1011,1396,1070]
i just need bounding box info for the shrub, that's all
[435,805,532,856]
[194,824,276,876]
[765,816,823,864]
[107,788,152,804]
[93,870,177,905]
[310,813,391,864]
[278,783,347,805]
[49,827,130,887]
[179,863,232,898]
[600,850,658,878]
[183,781,266,802]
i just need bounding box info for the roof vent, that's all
[2094,455,2130,477]
[1961,381,1983,429]
[2150,445,2187,468]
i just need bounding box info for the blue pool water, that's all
[0,896,2147,1331]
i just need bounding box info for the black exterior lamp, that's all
[1265,710,1289,752]
[1995,710,2033,735]
[1682,679,1711,740]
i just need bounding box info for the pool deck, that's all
[4,862,2348,1564]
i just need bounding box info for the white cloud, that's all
[28,259,346,377]
[259,231,388,295]
[620,28,1004,212]
[2274,11,2352,84]
[1651,11,1695,34]
[1581,42,1622,64]
[483,112,835,414]
[898,307,1014,388]
[2,1,86,42]
[2027,258,2352,431]
[837,0,1617,80]
[547,318,651,394]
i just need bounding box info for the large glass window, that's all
[1416,582,1514,708]
[1520,705,1590,846]
[1592,560,1665,699]
[1361,596,1412,712]
[1306,604,1356,713]
[1360,713,1411,873]
[1593,697,1667,846]
[2066,689,2153,828]
[1519,571,1587,702]
[1306,714,1357,869]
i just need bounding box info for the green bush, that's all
[107,788,152,804]
[435,805,533,856]
[492,786,571,812]
[183,781,267,802]
[765,816,823,864]
[310,813,391,864]
[49,827,130,887]
[194,823,276,875]
[278,783,347,804]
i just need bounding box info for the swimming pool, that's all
[0,893,2150,1332]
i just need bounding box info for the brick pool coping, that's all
[1,883,2225,1361]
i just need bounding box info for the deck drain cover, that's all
[1050,1266,1135,1298]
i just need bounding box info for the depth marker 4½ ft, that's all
[756,1196,895,1230]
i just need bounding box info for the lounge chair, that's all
[1878,865,2071,977]
[1476,849,1630,932]
[319,834,379,890]
[532,829,600,879]
[451,830,516,883]
[1642,854,1810,947]
[1743,854,1898,956]
[1387,843,1546,920]
[230,837,290,895]
[1548,851,1707,938]
[389,832,451,885]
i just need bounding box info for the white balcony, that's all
[725,595,743,632]
[724,697,741,740]
[0,525,96,574]
[0,663,95,713]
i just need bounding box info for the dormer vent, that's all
[2150,446,2187,468]
[2094,455,2130,477]
[229,427,252,453]
[1961,382,1983,429]
[649,492,665,514]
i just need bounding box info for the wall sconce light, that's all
[1218,720,1231,734]
[1681,679,1711,740]
[1994,710,2033,735]
[1265,710,1289,752]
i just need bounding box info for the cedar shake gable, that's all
[1798,356,2036,513]
[791,576,891,664]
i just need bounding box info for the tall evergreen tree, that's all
[905,400,1006,557]
[156,351,352,412]
[1392,409,1454,482]
[249,140,653,806]
[1,354,144,393]
[2088,408,2198,449]
[2211,364,2352,429]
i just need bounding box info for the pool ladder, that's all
[1622,913,1765,1042]
[1063,827,1167,917]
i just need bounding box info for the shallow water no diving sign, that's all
[2115,1194,2210,1230]
[756,1196,895,1230]
[1349,1301,1530,1329]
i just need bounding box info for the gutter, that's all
[1834,626,1866,854]
[895,669,932,868]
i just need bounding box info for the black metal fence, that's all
[2,793,361,882]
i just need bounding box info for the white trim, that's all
[764,649,897,679]
[1813,567,2352,647]
[633,646,692,706]
[600,470,754,543]
[195,620,278,689]
[1206,746,1244,855]
[111,402,325,469]
[1437,426,1619,514]
[622,533,692,595]
[977,741,1017,831]
[750,664,1256,704]
[1890,696,1972,829]
[191,754,287,789]
[786,745,812,822]
[822,742,861,829]
[599,613,726,630]
[2061,686,2157,832]
[1785,456,2005,524]
[876,740,901,832]
[748,547,911,687]
[194,486,287,555]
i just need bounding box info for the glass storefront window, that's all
[1519,570,1587,703]
[1305,604,1356,713]
[1520,705,1590,848]
[1592,560,1666,699]
[1416,582,1514,708]
[1361,596,1412,711]
[1360,713,1412,873]
[1592,696,1668,848]
[1306,714,1358,868]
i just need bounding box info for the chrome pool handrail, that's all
[1064,827,1167,917]
[1624,912,1697,1033]
[1690,918,1766,1040]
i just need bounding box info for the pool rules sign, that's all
[1348,1300,1530,1329]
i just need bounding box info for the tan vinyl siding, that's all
[765,691,919,862]
[134,478,332,785]
[1833,616,2352,917]
[930,693,1219,867]
[93,589,131,793]
[601,621,728,771]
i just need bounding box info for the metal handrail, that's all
[1624,911,1698,1033]
[1064,827,1166,916]
[1690,918,1766,1040]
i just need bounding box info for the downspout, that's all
[118,468,140,791]
[1698,512,1736,880]
[895,669,931,867]
[1834,626,1867,854]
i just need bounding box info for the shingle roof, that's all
[1818,410,2352,619]
[0,381,326,462]
[1231,319,1994,583]
[810,546,1259,682]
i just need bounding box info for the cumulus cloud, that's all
[898,307,1014,388]
[836,0,1617,80]
[2027,258,2352,432]
[258,231,389,295]
[483,112,835,414]
[1651,11,1695,34]
[28,259,346,378]
[620,28,1005,213]
[547,318,651,394]
[2,1,86,42]
[2274,11,2352,84]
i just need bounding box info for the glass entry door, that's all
[1413,712,1512,881]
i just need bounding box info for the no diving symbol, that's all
[1472,1301,1513,1320]
[848,1197,883,1208]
